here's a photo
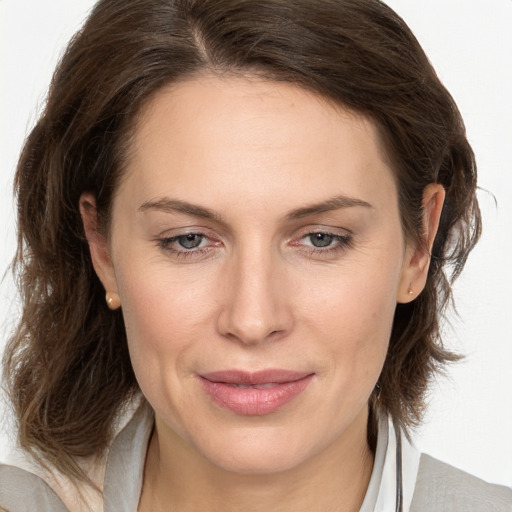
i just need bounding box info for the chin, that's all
[208,445,309,476]
[190,425,319,476]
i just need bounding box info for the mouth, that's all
[224,382,282,389]
[199,370,314,416]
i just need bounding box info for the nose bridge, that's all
[217,239,290,344]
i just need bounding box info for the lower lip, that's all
[199,374,314,415]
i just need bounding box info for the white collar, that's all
[359,416,421,512]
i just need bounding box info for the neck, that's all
[139,410,374,512]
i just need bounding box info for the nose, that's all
[216,247,293,345]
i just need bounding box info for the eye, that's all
[156,231,218,259]
[176,233,205,249]
[307,233,335,248]
[293,230,353,256]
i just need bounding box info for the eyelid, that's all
[290,224,353,240]
[293,232,352,246]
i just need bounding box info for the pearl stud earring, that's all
[105,292,121,310]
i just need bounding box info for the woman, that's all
[1,0,511,511]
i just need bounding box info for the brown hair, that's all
[3,0,480,481]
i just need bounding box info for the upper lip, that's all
[200,369,313,385]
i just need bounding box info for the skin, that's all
[81,75,444,511]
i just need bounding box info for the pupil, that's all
[310,233,333,247]
[178,234,202,249]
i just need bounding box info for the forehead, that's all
[118,74,397,218]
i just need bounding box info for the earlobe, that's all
[397,183,446,303]
[79,193,119,304]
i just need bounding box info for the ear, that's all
[397,183,446,303]
[80,192,121,309]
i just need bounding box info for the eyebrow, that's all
[286,195,372,219]
[138,194,372,221]
[139,198,222,221]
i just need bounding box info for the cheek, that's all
[316,311,390,435]
[301,250,402,387]
[114,264,224,439]
[319,286,393,381]
[303,259,398,343]
[114,260,219,385]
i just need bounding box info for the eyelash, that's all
[156,231,353,259]
[296,232,353,256]
[156,233,215,260]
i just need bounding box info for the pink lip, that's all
[199,370,314,415]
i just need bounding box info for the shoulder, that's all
[410,453,512,512]
[0,464,69,512]
[0,398,152,512]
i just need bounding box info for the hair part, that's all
[3,0,481,482]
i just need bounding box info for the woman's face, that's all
[91,75,424,474]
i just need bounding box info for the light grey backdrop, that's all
[1,0,511,486]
